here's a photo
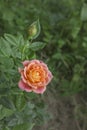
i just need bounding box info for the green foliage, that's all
[29,42,46,51]
[0,105,13,120]
[81,3,87,21]
[0,96,15,110]
[0,20,47,129]
[0,0,87,129]
[12,123,34,130]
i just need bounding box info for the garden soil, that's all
[33,90,87,130]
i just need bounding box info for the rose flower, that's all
[18,60,53,94]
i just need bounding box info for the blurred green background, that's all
[0,0,87,130]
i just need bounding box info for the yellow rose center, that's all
[25,64,46,85]
[30,70,40,82]
[26,69,41,83]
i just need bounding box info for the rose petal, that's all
[22,60,30,66]
[45,71,53,85]
[19,69,27,83]
[48,71,53,80]
[18,80,32,92]
[18,67,28,84]
[31,60,40,64]
[33,86,46,94]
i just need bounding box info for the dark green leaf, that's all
[4,34,17,45]
[81,4,87,21]
[29,42,46,51]
[12,123,34,130]
[15,94,26,111]
[17,34,25,46]
[0,105,13,120]
[0,37,12,57]
[52,53,62,60]
[0,96,15,109]
[0,57,14,69]
[0,87,10,96]
[7,117,18,127]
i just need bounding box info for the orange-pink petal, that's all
[22,60,30,67]
[32,86,46,94]
[18,80,32,92]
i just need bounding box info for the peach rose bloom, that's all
[18,60,53,94]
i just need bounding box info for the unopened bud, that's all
[28,20,40,40]
[28,24,37,37]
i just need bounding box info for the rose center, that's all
[32,71,40,80]
[27,70,41,83]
